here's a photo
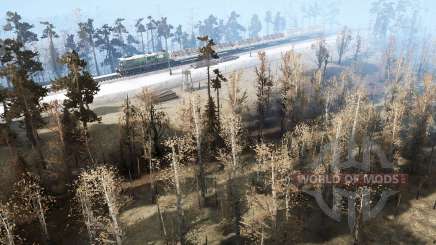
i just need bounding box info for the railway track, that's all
[92,31,325,84]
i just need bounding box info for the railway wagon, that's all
[117,52,170,75]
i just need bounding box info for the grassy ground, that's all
[1,46,435,244]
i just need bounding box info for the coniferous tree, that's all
[40,21,62,77]
[95,24,122,73]
[264,11,273,35]
[113,18,128,44]
[172,25,184,50]
[211,68,227,120]
[255,51,273,140]
[78,19,100,75]
[273,12,287,34]
[56,51,100,164]
[136,88,169,161]
[135,18,147,53]
[197,35,219,99]
[0,39,47,165]
[224,11,246,43]
[64,34,77,52]
[248,14,262,38]
[197,15,224,43]
[3,11,38,45]
[125,34,140,56]
[146,16,158,52]
[118,96,138,179]
[157,17,173,74]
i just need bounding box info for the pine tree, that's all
[64,34,77,52]
[146,16,158,52]
[40,21,62,77]
[203,96,221,155]
[78,19,100,75]
[224,11,246,43]
[248,14,262,38]
[95,24,122,73]
[119,96,139,178]
[197,36,218,99]
[255,51,273,140]
[273,12,286,34]
[211,68,227,120]
[264,11,273,36]
[135,18,147,53]
[56,51,100,164]
[0,39,47,165]
[3,12,38,45]
[157,17,174,74]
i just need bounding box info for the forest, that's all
[0,0,435,244]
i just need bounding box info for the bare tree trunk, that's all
[260,224,264,245]
[165,38,172,75]
[230,115,238,168]
[83,127,95,165]
[390,106,398,162]
[101,179,123,245]
[192,96,206,203]
[324,92,330,128]
[285,188,290,221]
[350,93,362,159]
[90,36,100,76]
[0,212,15,245]
[156,198,167,238]
[270,155,277,229]
[428,144,434,174]
[140,32,145,53]
[207,63,211,98]
[171,145,184,243]
[332,119,343,215]
[78,189,96,242]
[36,194,49,242]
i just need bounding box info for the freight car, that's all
[94,29,325,83]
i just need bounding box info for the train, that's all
[93,28,326,83]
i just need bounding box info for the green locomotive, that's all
[117,51,170,75]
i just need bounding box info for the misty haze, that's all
[0,0,435,244]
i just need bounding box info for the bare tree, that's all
[0,202,16,245]
[278,50,303,134]
[75,166,124,244]
[164,136,194,244]
[336,26,352,65]
[353,33,362,62]
[312,38,330,83]
[9,173,52,243]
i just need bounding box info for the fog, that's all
[0,0,375,35]
[1,0,436,81]
[1,0,435,40]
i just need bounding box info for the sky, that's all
[0,0,374,35]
